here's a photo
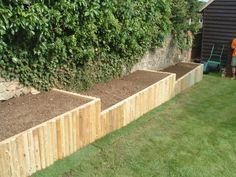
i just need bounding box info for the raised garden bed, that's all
[0,66,202,177]
[0,91,89,141]
[82,70,171,110]
[162,62,203,95]
[81,70,176,137]
[0,90,100,177]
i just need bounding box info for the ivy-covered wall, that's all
[0,0,200,91]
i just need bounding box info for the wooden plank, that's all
[150,86,155,110]
[72,111,77,153]
[67,113,72,155]
[88,104,93,143]
[110,109,115,132]
[105,111,109,134]
[130,98,134,122]
[137,93,142,117]
[108,110,113,133]
[123,101,128,126]
[63,114,70,157]
[0,144,5,177]
[43,124,50,167]
[153,84,158,108]
[116,106,121,130]
[141,90,145,115]
[87,104,92,144]
[100,113,105,137]
[125,100,130,125]
[103,112,107,135]
[190,70,195,86]
[0,144,4,177]
[106,111,110,133]
[114,107,119,130]
[32,129,41,171]
[27,131,36,175]
[105,112,109,135]
[60,118,66,158]
[0,142,11,177]
[38,126,46,169]
[112,107,118,131]
[95,100,101,138]
[50,120,58,163]
[9,139,21,177]
[171,75,176,98]
[79,108,85,148]
[75,110,81,149]
[118,105,122,129]
[105,111,110,134]
[159,80,163,104]
[144,88,149,112]
[115,107,118,130]
[168,76,172,97]
[84,106,90,145]
[120,104,125,128]
[90,103,96,142]
[21,133,31,176]
[164,78,169,102]
[113,108,118,131]
[47,122,54,166]
[16,135,27,177]
[56,118,63,159]
[99,113,104,137]
[135,94,139,119]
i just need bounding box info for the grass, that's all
[32,74,236,177]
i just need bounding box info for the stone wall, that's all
[132,36,192,72]
[0,78,37,101]
[0,36,191,101]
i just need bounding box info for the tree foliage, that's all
[171,0,201,49]
[0,0,200,90]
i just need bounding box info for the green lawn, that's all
[32,74,236,177]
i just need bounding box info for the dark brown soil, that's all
[82,70,169,111]
[161,62,198,80]
[0,91,90,141]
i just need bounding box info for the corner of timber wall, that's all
[0,63,203,177]
[0,90,101,177]
[98,72,176,138]
[174,63,203,95]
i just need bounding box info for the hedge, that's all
[0,0,200,90]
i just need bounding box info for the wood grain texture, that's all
[0,97,100,177]
[0,65,202,177]
[174,64,203,95]
[99,73,176,139]
[99,64,203,140]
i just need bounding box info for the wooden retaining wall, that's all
[174,63,203,95]
[0,64,203,177]
[99,73,176,138]
[0,90,101,177]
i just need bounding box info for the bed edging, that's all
[0,63,203,177]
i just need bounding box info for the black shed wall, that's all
[201,0,236,67]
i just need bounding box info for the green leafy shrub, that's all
[171,0,201,49]
[0,0,200,91]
